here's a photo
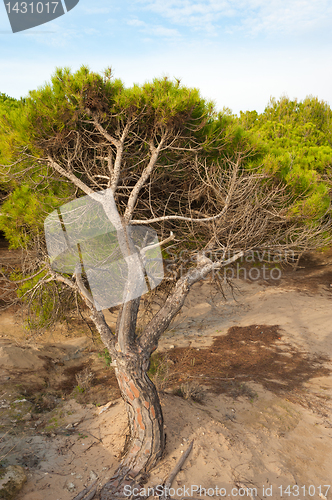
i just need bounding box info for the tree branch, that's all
[160,441,194,500]
[87,112,132,193]
[48,267,115,351]
[73,270,96,308]
[139,232,175,260]
[130,200,231,225]
[47,157,95,197]
[0,266,47,284]
[139,251,244,353]
[124,137,166,222]
[111,122,131,193]
[87,111,121,148]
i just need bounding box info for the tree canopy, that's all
[0,89,74,248]
[0,66,261,249]
[2,75,332,252]
[1,68,331,499]
[239,95,332,219]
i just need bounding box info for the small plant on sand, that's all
[77,433,88,440]
[226,381,258,400]
[75,367,94,393]
[98,348,112,367]
[45,417,60,433]
[237,383,258,401]
[175,381,205,403]
[148,353,171,392]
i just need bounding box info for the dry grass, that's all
[75,367,94,392]
[177,381,205,403]
[148,354,172,392]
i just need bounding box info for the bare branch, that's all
[47,157,95,197]
[73,270,95,308]
[0,266,47,284]
[160,440,194,500]
[47,268,79,291]
[111,122,131,193]
[140,251,244,353]
[87,111,121,148]
[72,480,98,500]
[139,231,175,258]
[130,201,231,225]
[124,136,166,222]
[87,112,133,192]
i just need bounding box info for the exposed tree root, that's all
[160,440,194,500]
[72,479,98,500]
[72,441,194,500]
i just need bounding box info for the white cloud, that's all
[127,18,181,39]
[127,19,146,27]
[238,0,332,37]
[135,0,332,37]
[148,25,181,37]
[86,43,332,115]
[136,0,229,34]
[21,24,80,47]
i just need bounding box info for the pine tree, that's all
[239,96,332,218]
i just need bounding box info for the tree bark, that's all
[100,343,165,499]
[99,255,245,498]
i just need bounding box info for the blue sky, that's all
[1,0,332,115]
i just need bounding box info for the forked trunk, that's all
[100,350,165,499]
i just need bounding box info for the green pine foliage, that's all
[0,89,74,248]
[0,183,71,248]
[1,71,332,254]
[21,66,254,160]
[1,70,332,332]
[239,96,332,218]
[0,93,22,192]
[1,66,259,250]
[11,268,76,331]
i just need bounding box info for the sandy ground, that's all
[0,249,332,499]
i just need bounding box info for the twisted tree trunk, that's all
[115,362,165,473]
[98,290,166,499]
[101,348,165,494]
[100,349,165,499]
